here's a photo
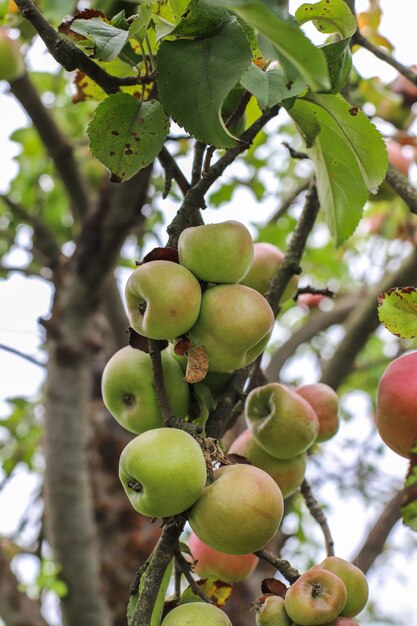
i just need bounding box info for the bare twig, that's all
[0,343,45,368]
[268,178,311,223]
[175,549,214,604]
[300,479,335,557]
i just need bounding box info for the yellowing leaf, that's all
[377,286,417,338]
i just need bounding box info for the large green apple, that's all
[295,383,340,443]
[245,383,319,459]
[319,557,368,617]
[178,220,254,284]
[284,568,347,626]
[101,345,189,434]
[255,595,291,625]
[228,429,306,498]
[119,428,207,518]
[240,242,298,303]
[189,463,283,555]
[0,29,24,82]
[161,602,232,625]
[188,284,275,373]
[188,531,259,582]
[125,260,202,340]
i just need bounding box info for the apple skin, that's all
[189,463,283,555]
[319,557,368,618]
[161,602,232,625]
[240,242,298,303]
[188,284,275,373]
[376,351,417,458]
[178,220,254,284]
[0,29,24,82]
[125,260,202,340]
[295,384,339,443]
[284,568,347,626]
[245,383,319,460]
[228,429,307,498]
[119,428,207,518]
[101,345,189,434]
[256,595,291,626]
[188,531,259,582]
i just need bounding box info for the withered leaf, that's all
[261,577,288,597]
[185,345,209,384]
[140,247,179,265]
[128,327,168,353]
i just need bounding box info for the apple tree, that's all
[0,0,417,625]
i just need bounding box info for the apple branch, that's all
[300,479,335,557]
[254,548,300,584]
[385,165,417,215]
[174,548,215,604]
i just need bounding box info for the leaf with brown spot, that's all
[377,286,417,338]
[58,9,107,38]
[185,345,209,384]
[261,577,288,597]
[141,247,180,265]
[181,576,233,608]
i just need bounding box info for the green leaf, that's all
[321,38,352,94]
[88,94,170,182]
[70,17,129,62]
[43,0,78,23]
[0,0,8,20]
[129,3,153,42]
[206,0,330,91]
[289,98,369,245]
[169,0,190,21]
[157,16,251,147]
[295,0,357,38]
[377,287,417,338]
[171,0,230,38]
[241,63,307,110]
[152,14,176,41]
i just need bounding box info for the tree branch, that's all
[385,165,417,215]
[254,548,300,584]
[0,343,45,368]
[300,479,335,557]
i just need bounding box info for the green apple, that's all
[284,568,347,626]
[178,220,254,284]
[161,602,232,625]
[0,29,24,82]
[228,429,306,498]
[188,531,259,582]
[125,260,202,340]
[240,242,298,303]
[295,383,340,443]
[255,595,291,625]
[325,618,360,626]
[245,383,319,460]
[119,428,207,518]
[188,284,275,373]
[319,557,368,618]
[189,463,283,555]
[101,345,190,434]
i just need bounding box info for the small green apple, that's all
[125,260,202,340]
[161,602,232,625]
[295,383,340,443]
[188,284,275,373]
[255,595,291,626]
[119,428,207,518]
[228,429,306,498]
[178,220,254,284]
[245,383,319,459]
[284,568,347,626]
[319,557,368,618]
[0,29,24,82]
[240,242,298,303]
[188,531,259,582]
[101,345,189,434]
[189,463,283,555]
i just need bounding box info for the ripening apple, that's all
[119,428,207,518]
[228,429,307,498]
[376,351,417,458]
[255,595,291,626]
[295,383,340,443]
[386,140,412,177]
[297,293,326,308]
[125,260,202,340]
[161,602,232,625]
[101,345,189,434]
[0,29,24,82]
[326,618,360,626]
[391,69,417,104]
[188,284,275,373]
[240,242,298,303]
[188,531,259,582]
[178,220,254,284]
[245,383,319,459]
[284,568,347,626]
[318,557,369,618]
[189,463,283,555]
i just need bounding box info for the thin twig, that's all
[268,178,311,223]
[385,165,417,215]
[255,548,300,584]
[0,343,45,368]
[191,141,207,186]
[300,479,335,557]
[174,549,215,604]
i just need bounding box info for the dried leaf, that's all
[140,246,180,264]
[185,345,209,384]
[174,335,191,356]
[226,453,253,466]
[128,327,168,353]
[261,578,288,597]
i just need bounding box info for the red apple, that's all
[386,140,412,177]
[297,293,326,308]
[295,384,339,443]
[188,531,258,582]
[240,242,298,303]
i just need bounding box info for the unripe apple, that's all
[228,429,306,498]
[119,428,207,518]
[125,260,202,340]
[189,284,275,373]
[284,568,347,626]
[189,463,283,555]
[376,351,417,458]
[0,29,24,82]
[255,595,291,625]
[240,242,298,303]
[295,383,339,443]
[188,531,259,582]
[245,383,319,459]
[161,602,232,625]
[101,345,189,434]
[178,220,254,284]
[319,557,368,618]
